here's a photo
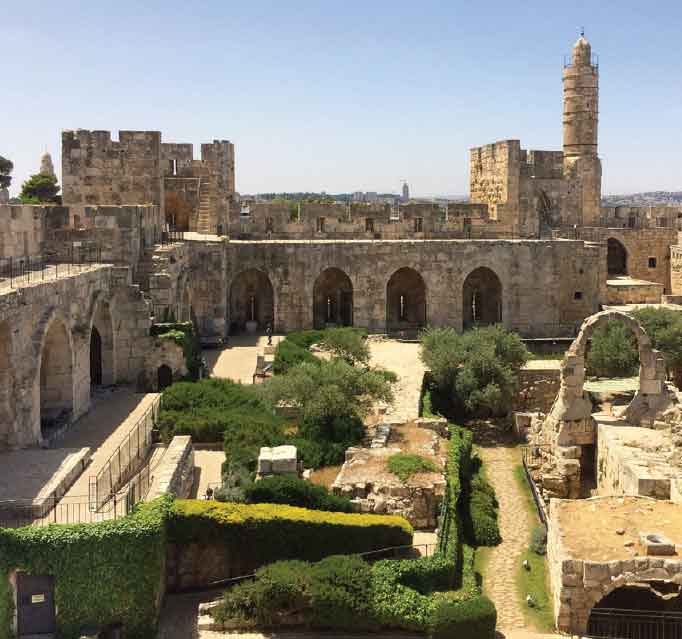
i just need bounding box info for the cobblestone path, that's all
[476,439,534,634]
[368,340,424,422]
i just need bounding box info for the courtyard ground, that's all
[204,334,283,383]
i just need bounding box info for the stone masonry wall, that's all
[0,205,46,259]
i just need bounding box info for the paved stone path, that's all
[205,334,283,383]
[476,440,534,634]
[191,449,226,498]
[368,339,424,422]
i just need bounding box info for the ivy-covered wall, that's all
[151,321,202,380]
[0,497,170,639]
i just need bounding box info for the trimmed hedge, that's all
[168,500,412,564]
[244,475,353,513]
[467,467,501,546]
[0,497,170,639]
[212,553,496,638]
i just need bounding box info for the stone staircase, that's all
[196,172,213,234]
[134,247,157,290]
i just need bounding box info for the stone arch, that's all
[229,269,275,334]
[313,267,353,329]
[0,321,13,444]
[386,267,427,334]
[88,294,115,387]
[462,266,502,330]
[607,237,628,276]
[38,315,74,439]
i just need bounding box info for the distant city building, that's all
[402,181,410,202]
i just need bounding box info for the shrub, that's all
[467,469,501,547]
[431,594,497,639]
[530,524,547,555]
[273,338,318,374]
[586,320,639,377]
[168,500,412,567]
[387,453,439,483]
[632,307,682,387]
[319,327,369,366]
[309,555,376,630]
[244,475,353,513]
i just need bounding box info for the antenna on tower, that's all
[580,26,585,37]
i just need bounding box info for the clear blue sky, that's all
[2,0,680,197]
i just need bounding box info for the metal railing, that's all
[520,445,551,527]
[160,228,185,245]
[89,398,159,511]
[0,246,107,290]
[587,607,682,639]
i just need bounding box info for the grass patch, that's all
[387,453,438,482]
[516,549,554,631]
[513,461,554,632]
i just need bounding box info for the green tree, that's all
[320,327,370,367]
[263,359,394,445]
[420,325,529,417]
[586,320,639,378]
[0,156,12,190]
[632,307,682,388]
[19,172,60,204]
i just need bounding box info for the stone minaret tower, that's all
[562,32,602,226]
[40,151,56,177]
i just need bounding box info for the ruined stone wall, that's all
[231,201,499,240]
[0,205,46,259]
[597,205,682,230]
[576,227,675,292]
[512,366,561,414]
[44,205,161,270]
[187,238,603,338]
[0,265,152,449]
[62,130,163,208]
[161,143,194,176]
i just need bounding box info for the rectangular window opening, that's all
[648,257,657,268]
[574,291,583,300]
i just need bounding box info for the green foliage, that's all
[0,156,12,190]
[530,524,547,555]
[19,172,60,204]
[387,453,438,483]
[0,497,171,639]
[214,462,254,502]
[586,320,639,377]
[263,359,393,461]
[438,424,473,559]
[633,307,682,384]
[168,499,412,564]
[421,326,529,418]
[319,327,369,366]
[466,464,501,546]
[272,338,318,374]
[152,321,202,380]
[517,549,553,631]
[431,594,497,639]
[244,475,353,512]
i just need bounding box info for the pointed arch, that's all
[462,266,502,330]
[313,267,353,329]
[386,267,427,334]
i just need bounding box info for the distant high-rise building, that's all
[402,181,409,201]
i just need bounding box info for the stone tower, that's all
[562,33,602,226]
[40,151,55,177]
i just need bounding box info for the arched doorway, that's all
[39,319,74,439]
[313,268,353,329]
[0,321,12,444]
[462,267,502,330]
[588,582,682,638]
[165,192,192,231]
[386,267,427,334]
[229,269,274,333]
[607,238,628,276]
[90,298,115,387]
[157,364,173,390]
[90,327,102,386]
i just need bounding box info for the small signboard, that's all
[31,593,46,604]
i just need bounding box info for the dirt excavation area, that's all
[554,496,682,562]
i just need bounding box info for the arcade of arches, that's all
[39,319,74,437]
[229,269,274,333]
[462,267,502,330]
[385,267,426,333]
[607,238,628,276]
[313,268,353,329]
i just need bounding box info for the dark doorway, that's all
[462,267,502,330]
[607,238,628,276]
[386,267,427,334]
[588,583,682,639]
[229,269,275,333]
[90,326,102,387]
[313,268,354,329]
[17,573,56,636]
[580,443,596,497]
[157,365,173,391]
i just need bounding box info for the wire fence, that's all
[89,398,159,511]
